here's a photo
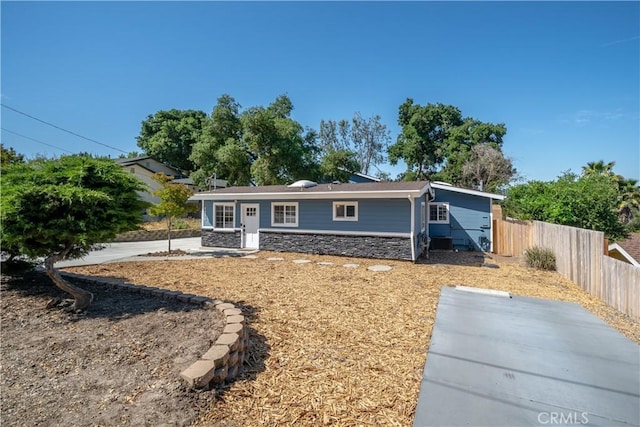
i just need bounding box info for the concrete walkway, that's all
[413,286,640,427]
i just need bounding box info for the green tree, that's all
[1,156,148,310]
[582,160,617,178]
[243,95,319,185]
[148,173,197,254]
[136,109,207,173]
[389,99,511,186]
[1,144,25,167]
[616,177,640,225]
[318,148,361,183]
[190,94,251,188]
[318,112,391,175]
[503,172,625,239]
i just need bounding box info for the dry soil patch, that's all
[0,272,225,427]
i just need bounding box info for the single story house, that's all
[190,180,505,261]
[608,233,640,267]
[429,182,505,252]
[190,180,433,261]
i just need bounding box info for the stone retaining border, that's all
[59,271,247,389]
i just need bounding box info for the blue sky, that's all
[2,1,638,182]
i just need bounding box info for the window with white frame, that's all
[214,203,235,229]
[333,201,358,221]
[429,202,449,224]
[271,202,298,227]
[421,201,426,231]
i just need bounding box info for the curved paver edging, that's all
[59,271,247,390]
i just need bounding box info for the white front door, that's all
[241,203,260,249]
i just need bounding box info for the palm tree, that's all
[582,160,616,177]
[616,178,640,224]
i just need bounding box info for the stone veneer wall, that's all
[201,229,242,248]
[112,229,201,242]
[60,271,247,390]
[260,231,413,261]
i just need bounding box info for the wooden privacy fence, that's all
[493,207,640,321]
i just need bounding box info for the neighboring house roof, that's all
[431,182,505,201]
[115,156,183,177]
[608,233,640,267]
[348,172,381,183]
[190,180,431,201]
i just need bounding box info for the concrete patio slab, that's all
[413,286,640,427]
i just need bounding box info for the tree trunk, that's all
[167,218,172,254]
[44,247,93,311]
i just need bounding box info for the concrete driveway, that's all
[55,238,253,268]
[414,286,640,427]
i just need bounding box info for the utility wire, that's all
[1,103,128,154]
[1,127,73,154]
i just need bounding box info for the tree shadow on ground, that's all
[1,270,209,320]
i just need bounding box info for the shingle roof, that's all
[615,233,640,264]
[190,180,431,200]
[199,180,429,194]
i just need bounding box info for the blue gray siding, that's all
[204,198,412,233]
[201,196,425,260]
[429,189,492,251]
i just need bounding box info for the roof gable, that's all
[431,182,505,200]
[609,233,640,267]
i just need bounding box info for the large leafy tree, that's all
[149,173,197,253]
[137,109,207,173]
[190,94,251,187]
[581,160,640,226]
[503,172,626,239]
[389,99,511,187]
[318,112,391,176]
[1,155,149,311]
[243,95,319,185]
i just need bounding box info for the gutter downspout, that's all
[409,195,416,261]
[489,198,494,253]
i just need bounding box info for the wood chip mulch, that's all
[64,250,640,426]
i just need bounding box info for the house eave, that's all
[431,182,505,200]
[190,185,431,201]
[608,243,640,267]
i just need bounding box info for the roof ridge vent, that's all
[287,180,318,188]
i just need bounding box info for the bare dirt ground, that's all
[0,271,225,427]
[42,250,640,427]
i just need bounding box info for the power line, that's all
[1,103,128,154]
[1,128,73,154]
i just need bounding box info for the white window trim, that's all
[428,202,450,224]
[271,202,299,227]
[213,202,235,229]
[332,201,358,222]
[421,201,426,232]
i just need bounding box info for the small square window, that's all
[214,203,235,229]
[272,203,298,227]
[333,201,358,221]
[429,202,449,224]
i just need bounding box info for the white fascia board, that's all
[190,186,431,202]
[608,244,640,267]
[431,183,505,200]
